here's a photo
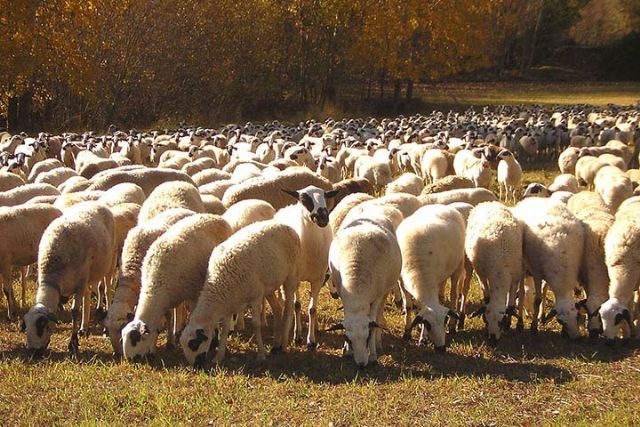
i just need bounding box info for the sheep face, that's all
[416,305,449,350]
[180,324,213,367]
[23,304,56,355]
[121,320,157,361]
[343,315,374,367]
[105,306,134,355]
[600,299,632,342]
[485,305,507,342]
[284,186,338,228]
[553,299,580,339]
[523,183,550,198]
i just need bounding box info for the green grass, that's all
[1,169,640,425]
[414,81,640,108]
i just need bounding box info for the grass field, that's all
[1,168,640,426]
[414,81,640,108]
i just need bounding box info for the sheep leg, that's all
[368,297,384,364]
[68,293,81,354]
[391,283,403,309]
[213,316,232,364]
[20,265,29,308]
[293,289,303,345]
[251,299,266,362]
[531,277,543,334]
[265,293,282,347]
[499,183,503,201]
[516,278,525,332]
[306,280,323,351]
[1,267,16,321]
[166,311,176,349]
[277,275,299,352]
[79,285,92,337]
[456,260,473,330]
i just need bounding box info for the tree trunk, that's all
[17,91,33,131]
[393,79,401,103]
[7,96,18,133]
[406,79,414,101]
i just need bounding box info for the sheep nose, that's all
[132,355,143,363]
[356,362,367,369]
[434,345,447,353]
[588,329,600,339]
[193,353,207,370]
[488,334,498,346]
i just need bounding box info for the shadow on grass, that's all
[1,315,638,386]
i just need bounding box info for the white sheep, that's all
[0,204,62,319]
[496,149,522,203]
[138,181,204,222]
[0,171,26,192]
[599,202,640,343]
[23,202,116,355]
[180,220,301,366]
[465,202,523,342]
[594,165,632,212]
[34,167,78,188]
[201,194,226,215]
[87,168,194,195]
[575,155,606,188]
[98,183,146,207]
[27,158,64,183]
[0,183,60,207]
[396,204,464,351]
[385,173,424,196]
[419,188,497,206]
[121,214,232,361]
[328,205,402,366]
[222,199,276,233]
[106,208,195,354]
[420,149,449,183]
[354,156,392,192]
[192,168,232,187]
[453,150,492,188]
[558,147,580,174]
[275,186,338,349]
[511,198,583,337]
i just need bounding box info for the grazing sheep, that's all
[106,208,195,354]
[328,177,374,209]
[558,147,580,174]
[222,199,276,233]
[87,168,194,195]
[566,201,614,337]
[0,183,60,207]
[328,205,402,366]
[138,181,204,222]
[575,155,606,187]
[201,195,226,215]
[396,205,465,351]
[0,204,62,319]
[420,188,497,206]
[275,186,338,349]
[496,149,522,203]
[121,214,232,361]
[222,167,332,209]
[420,149,449,183]
[180,221,301,366]
[421,175,474,194]
[27,159,64,183]
[385,173,424,196]
[0,171,26,192]
[512,198,583,337]
[23,202,116,355]
[192,168,232,186]
[329,192,374,235]
[465,202,523,342]
[98,183,146,207]
[594,166,633,212]
[599,202,640,343]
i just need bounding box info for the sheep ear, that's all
[324,323,345,332]
[325,189,339,199]
[282,189,299,199]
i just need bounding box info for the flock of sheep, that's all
[0,103,639,369]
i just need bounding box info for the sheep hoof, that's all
[78,329,89,338]
[448,325,457,335]
[306,342,317,352]
[402,331,412,341]
[418,338,428,347]
[294,337,304,345]
[67,333,79,354]
[94,307,107,322]
[530,321,538,335]
[588,329,600,339]
[516,321,524,333]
